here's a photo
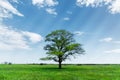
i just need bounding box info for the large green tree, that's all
[41,30,85,69]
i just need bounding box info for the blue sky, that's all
[0,0,120,64]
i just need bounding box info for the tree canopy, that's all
[41,30,85,69]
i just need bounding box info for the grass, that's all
[0,64,120,80]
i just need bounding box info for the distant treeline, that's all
[27,63,120,66]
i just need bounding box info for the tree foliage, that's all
[41,30,85,69]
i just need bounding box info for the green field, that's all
[0,64,120,80]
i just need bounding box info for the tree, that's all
[41,30,85,69]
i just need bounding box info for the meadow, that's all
[0,64,120,80]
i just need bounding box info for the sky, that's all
[0,0,120,64]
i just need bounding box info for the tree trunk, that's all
[59,61,62,69]
[58,56,62,69]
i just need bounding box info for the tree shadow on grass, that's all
[40,66,82,71]
[41,67,67,70]
[32,64,89,72]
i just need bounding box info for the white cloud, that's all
[100,37,113,42]
[32,0,45,7]
[100,37,120,44]
[108,0,120,14]
[0,24,43,50]
[76,0,120,14]
[22,31,43,43]
[76,0,107,7]
[46,8,57,15]
[0,24,28,50]
[74,31,84,36]
[104,49,120,53]
[45,0,58,7]
[32,0,58,15]
[0,0,43,50]
[0,0,30,50]
[10,0,19,3]
[63,17,70,21]
[0,0,23,21]
[32,0,58,7]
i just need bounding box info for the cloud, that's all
[76,0,120,14]
[22,31,43,43]
[46,8,57,15]
[0,0,43,50]
[74,31,84,36]
[108,0,120,14]
[100,37,113,42]
[100,37,120,44]
[32,0,58,7]
[0,0,23,21]
[104,49,120,53]
[63,17,70,21]
[10,0,19,3]
[32,0,58,15]
[0,24,43,50]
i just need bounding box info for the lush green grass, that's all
[0,64,120,80]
